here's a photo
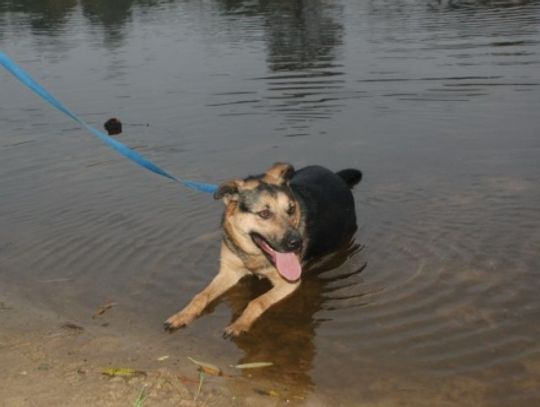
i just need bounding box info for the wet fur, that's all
[165,163,362,337]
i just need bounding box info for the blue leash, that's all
[0,50,218,195]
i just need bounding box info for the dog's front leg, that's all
[164,245,247,331]
[224,278,300,337]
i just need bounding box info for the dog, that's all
[164,163,362,337]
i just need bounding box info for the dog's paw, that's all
[164,312,195,332]
[223,323,249,339]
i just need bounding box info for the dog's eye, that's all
[287,204,296,215]
[257,209,272,220]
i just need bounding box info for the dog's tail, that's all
[336,169,363,189]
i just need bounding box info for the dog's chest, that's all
[242,252,271,273]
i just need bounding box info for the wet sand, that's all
[1,292,194,406]
[0,290,298,407]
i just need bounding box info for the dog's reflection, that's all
[222,240,366,394]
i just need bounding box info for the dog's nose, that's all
[284,233,303,251]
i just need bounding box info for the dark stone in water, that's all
[104,118,122,135]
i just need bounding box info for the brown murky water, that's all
[1,0,540,405]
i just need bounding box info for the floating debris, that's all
[231,362,273,370]
[254,388,280,397]
[187,356,222,376]
[102,368,146,378]
[92,302,117,319]
[157,355,170,362]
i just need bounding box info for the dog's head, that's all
[214,163,304,281]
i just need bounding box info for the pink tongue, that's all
[275,252,302,281]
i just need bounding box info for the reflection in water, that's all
[262,0,345,129]
[225,240,365,395]
[80,0,133,48]
[0,0,76,34]
[0,0,136,47]
[1,0,347,130]
[218,0,343,69]
[216,0,346,132]
[428,0,533,9]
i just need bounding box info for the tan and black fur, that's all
[164,162,362,337]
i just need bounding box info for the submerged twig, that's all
[92,301,117,319]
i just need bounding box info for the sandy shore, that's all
[0,290,314,407]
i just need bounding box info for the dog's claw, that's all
[163,321,184,333]
[164,312,195,333]
[223,324,248,339]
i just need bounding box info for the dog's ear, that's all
[214,180,241,202]
[264,162,295,185]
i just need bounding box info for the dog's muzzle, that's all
[283,230,303,252]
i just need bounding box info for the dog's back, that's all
[290,166,362,260]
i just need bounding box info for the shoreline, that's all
[0,289,315,407]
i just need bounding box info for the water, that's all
[1,0,540,404]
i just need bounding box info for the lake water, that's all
[1,0,540,405]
